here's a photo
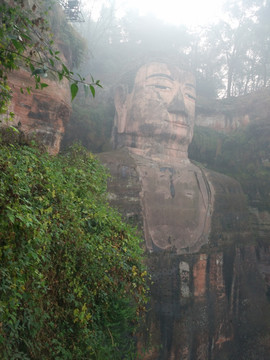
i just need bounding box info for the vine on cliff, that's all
[0,134,148,359]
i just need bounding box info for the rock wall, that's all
[193,88,270,303]
[4,69,71,155]
[196,87,270,133]
[143,246,270,360]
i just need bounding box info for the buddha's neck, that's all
[116,134,190,163]
[126,145,190,165]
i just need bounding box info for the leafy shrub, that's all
[0,138,148,359]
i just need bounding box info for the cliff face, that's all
[145,245,270,360]
[192,90,270,272]
[196,87,270,133]
[5,69,71,155]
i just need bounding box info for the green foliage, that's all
[62,95,115,153]
[0,0,101,120]
[0,136,148,359]
[49,5,87,70]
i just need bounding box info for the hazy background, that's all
[62,0,270,151]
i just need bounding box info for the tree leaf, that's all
[29,63,35,73]
[11,39,23,52]
[96,80,102,88]
[32,68,46,76]
[20,33,31,41]
[41,83,48,89]
[62,64,69,75]
[58,72,63,81]
[70,83,78,101]
[90,85,95,98]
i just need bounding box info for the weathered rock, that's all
[113,62,196,160]
[196,87,270,133]
[4,69,71,155]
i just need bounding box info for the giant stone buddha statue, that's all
[98,61,257,360]
[105,61,247,254]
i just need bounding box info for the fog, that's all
[112,0,225,27]
[74,0,269,100]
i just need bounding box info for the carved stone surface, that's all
[196,87,270,133]
[126,154,213,254]
[98,61,270,359]
[113,62,196,159]
[4,69,71,155]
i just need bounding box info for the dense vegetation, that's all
[0,133,148,359]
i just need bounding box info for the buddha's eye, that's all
[147,84,171,90]
[186,93,196,100]
[154,85,171,90]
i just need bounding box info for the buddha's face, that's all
[115,62,196,154]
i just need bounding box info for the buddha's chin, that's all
[140,139,190,159]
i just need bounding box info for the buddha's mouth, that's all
[165,120,190,128]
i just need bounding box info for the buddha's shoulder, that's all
[97,148,140,186]
[177,162,242,194]
[189,163,251,239]
[201,166,243,196]
[97,148,136,167]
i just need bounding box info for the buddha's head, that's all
[113,62,196,158]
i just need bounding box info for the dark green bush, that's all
[0,139,147,359]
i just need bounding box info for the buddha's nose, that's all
[167,92,187,117]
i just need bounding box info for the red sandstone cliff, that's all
[196,87,270,133]
[3,69,71,155]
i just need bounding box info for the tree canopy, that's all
[75,0,270,99]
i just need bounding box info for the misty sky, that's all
[115,0,226,27]
[84,0,226,27]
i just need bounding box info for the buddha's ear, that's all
[114,85,128,133]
